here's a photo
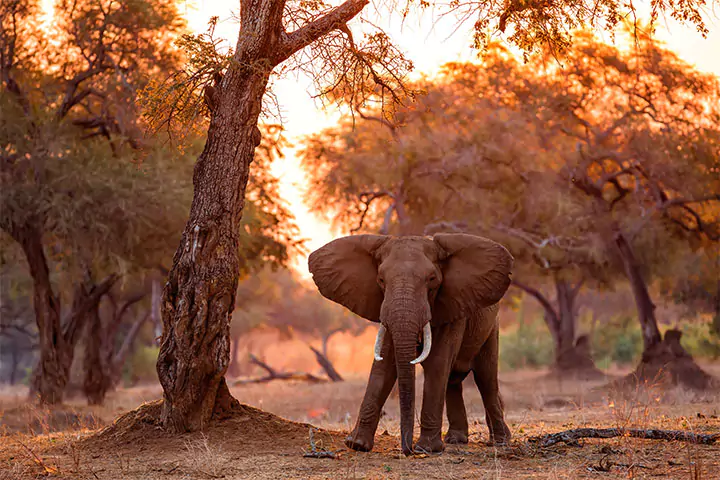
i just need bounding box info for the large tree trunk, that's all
[614,232,662,353]
[155,25,273,433]
[155,0,369,433]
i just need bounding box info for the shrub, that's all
[679,319,720,360]
[588,315,643,367]
[499,313,554,371]
[124,345,160,385]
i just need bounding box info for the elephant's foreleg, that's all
[444,370,470,444]
[415,324,464,454]
[346,334,397,452]
[472,327,511,445]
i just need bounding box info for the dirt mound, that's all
[548,335,609,381]
[86,399,330,457]
[0,404,104,435]
[607,330,720,395]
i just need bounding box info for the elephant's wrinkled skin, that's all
[308,234,513,455]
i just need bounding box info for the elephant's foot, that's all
[444,429,468,444]
[345,429,375,452]
[488,424,511,446]
[414,433,445,454]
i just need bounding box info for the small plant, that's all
[499,316,554,371]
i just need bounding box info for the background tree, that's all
[514,31,720,387]
[1,0,301,405]
[0,0,185,404]
[301,33,719,387]
[230,266,366,381]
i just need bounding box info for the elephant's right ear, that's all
[308,235,388,322]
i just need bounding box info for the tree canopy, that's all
[300,30,720,376]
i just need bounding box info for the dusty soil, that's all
[2,366,719,479]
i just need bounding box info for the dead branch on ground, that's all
[530,427,720,447]
[233,354,327,384]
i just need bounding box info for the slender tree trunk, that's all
[512,277,598,374]
[712,277,720,337]
[9,347,21,385]
[83,301,111,405]
[109,312,150,388]
[16,223,70,405]
[614,232,662,353]
[321,328,343,358]
[511,279,562,352]
[228,334,242,378]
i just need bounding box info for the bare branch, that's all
[511,279,559,327]
[112,312,150,368]
[351,191,392,233]
[277,0,369,64]
[531,427,719,448]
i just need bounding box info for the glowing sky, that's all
[179,1,720,277]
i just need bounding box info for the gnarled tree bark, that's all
[155,0,370,432]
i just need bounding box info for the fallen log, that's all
[233,354,327,384]
[530,427,720,447]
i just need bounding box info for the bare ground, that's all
[1,366,719,479]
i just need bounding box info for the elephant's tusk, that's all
[410,323,432,365]
[374,324,386,361]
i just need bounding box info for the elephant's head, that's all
[308,233,513,454]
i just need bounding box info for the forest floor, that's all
[1,366,719,479]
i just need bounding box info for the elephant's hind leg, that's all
[444,370,470,444]
[346,334,397,452]
[472,327,511,445]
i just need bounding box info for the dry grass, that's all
[1,366,719,479]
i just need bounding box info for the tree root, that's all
[529,427,720,448]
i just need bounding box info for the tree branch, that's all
[530,427,719,447]
[277,0,369,63]
[309,344,343,382]
[62,274,119,345]
[351,191,392,233]
[112,312,150,369]
[511,279,559,324]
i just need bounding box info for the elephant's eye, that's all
[427,274,438,284]
[377,277,385,287]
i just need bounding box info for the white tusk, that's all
[410,323,432,365]
[374,324,386,361]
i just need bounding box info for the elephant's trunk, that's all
[391,330,418,456]
[381,282,432,456]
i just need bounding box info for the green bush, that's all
[679,321,720,360]
[499,310,719,372]
[124,345,160,385]
[499,313,554,371]
[588,315,643,367]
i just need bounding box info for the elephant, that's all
[308,233,514,456]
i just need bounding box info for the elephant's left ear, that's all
[433,233,513,314]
